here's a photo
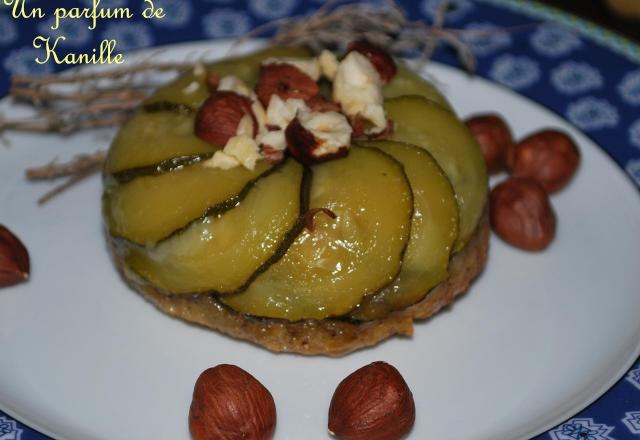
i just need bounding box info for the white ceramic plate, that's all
[1,41,640,440]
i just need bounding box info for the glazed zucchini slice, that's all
[124,159,307,294]
[383,64,453,111]
[385,95,488,252]
[105,160,273,245]
[145,46,313,109]
[105,111,216,174]
[350,141,458,320]
[221,147,413,321]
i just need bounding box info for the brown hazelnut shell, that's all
[511,129,580,193]
[0,224,30,288]
[490,177,556,251]
[328,361,415,440]
[464,113,513,174]
[189,364,276,440]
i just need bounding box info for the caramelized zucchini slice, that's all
[145,46,313,109]
[105,160,273,245]
[105,111,216,174]
[124,159,307,294]
[350,141,458,320]
[221,147,413,321]
[385,95,488,252]
[383,65,453,111]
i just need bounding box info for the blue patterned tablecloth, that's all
[1,0,639,438]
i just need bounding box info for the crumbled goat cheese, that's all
[182,81,201,95]
[218,75,256,98]
[258,130,287,151]
[225,135,262,169]
[204,135,262,170]
[332,51,387,134]
[318,50,339,81]
[263,57,321,81]
[298,110,352,156]
[206,150,240,170]
[235,114,254,137]
[266,95,309,129]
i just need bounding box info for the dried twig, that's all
[10,62,191,87]
[25,151,107,205]
[26,151,106,180]
[2,101,139,134]
[4,61,192,136]
[264,0,477,72]
[35,165,102,205]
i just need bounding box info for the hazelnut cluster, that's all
[465,114,580,251]
[189,361,415,440]
[194,41,397,170]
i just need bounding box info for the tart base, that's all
[113,209,489,356]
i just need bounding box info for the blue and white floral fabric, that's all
[1,0,639,438]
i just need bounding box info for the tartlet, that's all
[102,44,489,356]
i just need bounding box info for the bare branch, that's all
[26,151,107,180]
[25,151,107,205]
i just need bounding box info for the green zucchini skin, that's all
[142,101,196,116]
[109,153,214,184]
[228,165,313,295]
[120,159,312,296]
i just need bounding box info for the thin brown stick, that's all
[3,58,194,136]
[27,151,107,205]
[2,113,130,134]
[1,96,141,134]
[10,62,191,87]
[26,151,107,180]
[10,85,149,106]
[36,163,103,205]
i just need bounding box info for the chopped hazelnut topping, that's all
[218,75,256,99]
[298,110,352,156]
[333,51,387,134]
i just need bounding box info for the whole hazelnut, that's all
[328,361,415,440]
[490,177,556,251]
[189,364,276,440]
[194,91,256,146]
[255,63,319,107]
[464,114,513,174]
[511,129,580,193]
[0,224,30,288]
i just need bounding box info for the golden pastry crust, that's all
[112,209,489,356]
